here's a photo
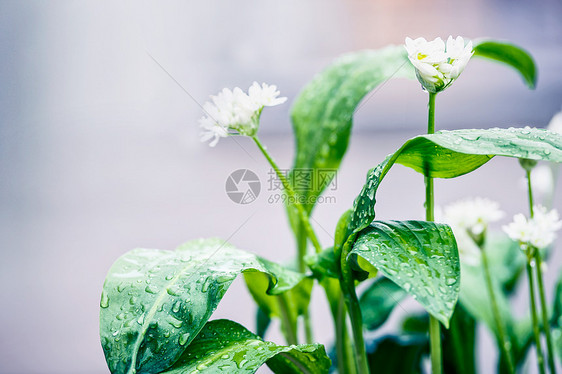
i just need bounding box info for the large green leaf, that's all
[351,220,460,327]
[99,238,304,374]
[347,128,562,236]
[473,39,537,89]
[162,319,331,374]
[359,276,407,331]
[289,46,415,215]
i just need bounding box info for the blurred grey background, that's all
[1,0,561,373]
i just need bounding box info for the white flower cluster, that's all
[199,82,287,146]
[440,197,504,265]
[503,206,562,250]
[404,36,474,93]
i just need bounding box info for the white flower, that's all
[503,206,562,250]
[547,110,562,135]
[248,82,287,108]
[404,36,473,93]
[437,198,503,266]
[199,82,287,146]
[443,197,504,237]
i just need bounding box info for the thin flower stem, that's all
[535,252,557,374]
[426,91,442,374]
[252,136,322,254]
[480,244,515,373]
[253,136,321,347]
[340,240,370,374]
[527,170,535,218]
[526,169,557,373]
[527,259,546,374]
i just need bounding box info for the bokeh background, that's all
[1,1,562,373]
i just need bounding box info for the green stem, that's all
[277,293,298,345]
[535,252,557,373]
[480,244,515,373]
[527,259,546,374]
[429,317,442,374]
[340,241,370,374]
[526,169,557,373]
[297,221,314,343]
[527,170,535,218]
[336,293,357,374]
[426,92,442,374]
[253,136,323,254]
[253,136,321,346]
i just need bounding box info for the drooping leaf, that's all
[244,272,313,344]
[366,334,428,374]
[347,128,562,236]
[289,46,415,214]
[162,319,331,374]
[99,238,304,374]
[350,220,460,327]
[360,276,407,331]
[473,39,537,89]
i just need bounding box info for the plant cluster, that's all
[99,36,562,373]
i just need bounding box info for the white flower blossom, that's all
[443,198,504,237]
[199,82,287,146]
[404,36,473,93]
[438,198,503,265]
[503,206,562,250]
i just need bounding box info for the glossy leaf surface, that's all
[100,238,304,374]
[290,46,414,214]
[162,319,331,374]
[351,220,460,327]
[347,128,562,237]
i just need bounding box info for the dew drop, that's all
[100,291,110,308]
[145,285,159,294]
[179,333,190,346]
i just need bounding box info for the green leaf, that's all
[306,248,340,280]
[360,276,407,331]
[347,128,562,236]
[351,220,460,327]
[244,272,313,343]
[99,238,305,374]
[288,46,414,219]
[473,39,537,89]
[366,335,427,374]
[162,319,331,374]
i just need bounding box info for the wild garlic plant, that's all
[99,36,562,374]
